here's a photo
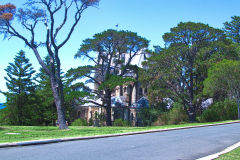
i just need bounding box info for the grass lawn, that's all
[0,120,238,144]
[217,147,240,160]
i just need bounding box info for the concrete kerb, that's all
[0,120,239,149]
[197,141,240,160]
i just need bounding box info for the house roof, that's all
[81,96,127,108]
[130,96,149,109]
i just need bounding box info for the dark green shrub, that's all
[153,103,188,125]
[94,112,106,126]
[168,103,188,124]
[138,107,161,126]
[88,118,93,126]
[199,108,219,122]
[113,118,130,127]
[71,118,88,126]
[168,108,187,124]
[224,100,238,120]
[199,99,237,122]
[153,112,169,126]
[0,107,11,125]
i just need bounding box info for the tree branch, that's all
[57,2,88,49]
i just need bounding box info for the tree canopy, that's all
[224,16,240,43]
[141,22,238,121]
[67,29,149,126]
[204,59,240,119]
[1,50,36,125]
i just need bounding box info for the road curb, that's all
[197,141,240,160]
[0,121,239,148]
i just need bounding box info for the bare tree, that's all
[0,0,100,129]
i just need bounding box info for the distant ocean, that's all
[0,103,6,110]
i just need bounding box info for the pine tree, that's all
[3,50,36,125]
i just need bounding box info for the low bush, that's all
[113,118,130,127]
[94,112,106,126]
[71,118,88,126]
[153,103,188,125]
[138,107,162,126]
[153,112,169,126]
[88,118,93,126]
[199,99,237,122]
[168,106,188,124]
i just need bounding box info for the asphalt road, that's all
[0,123,240,160]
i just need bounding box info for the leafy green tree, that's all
[67,29,149,126]
[203,59,240,119]
[0,0,100,129]
[141,22,238,122]
[1,50,36,125]
[224,16,240,43]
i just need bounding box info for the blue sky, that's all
[0,0,240,102]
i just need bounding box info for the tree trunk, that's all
[120,85,123,96]
[17,96,22,125]
[237,99,240,120]
[50,75,68,129]
[188,65,196,122]
[31,47,67,129]
[105,89,112,126]
[135,71,139,102]
[188,102,196,122]
[128,85,133,121]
